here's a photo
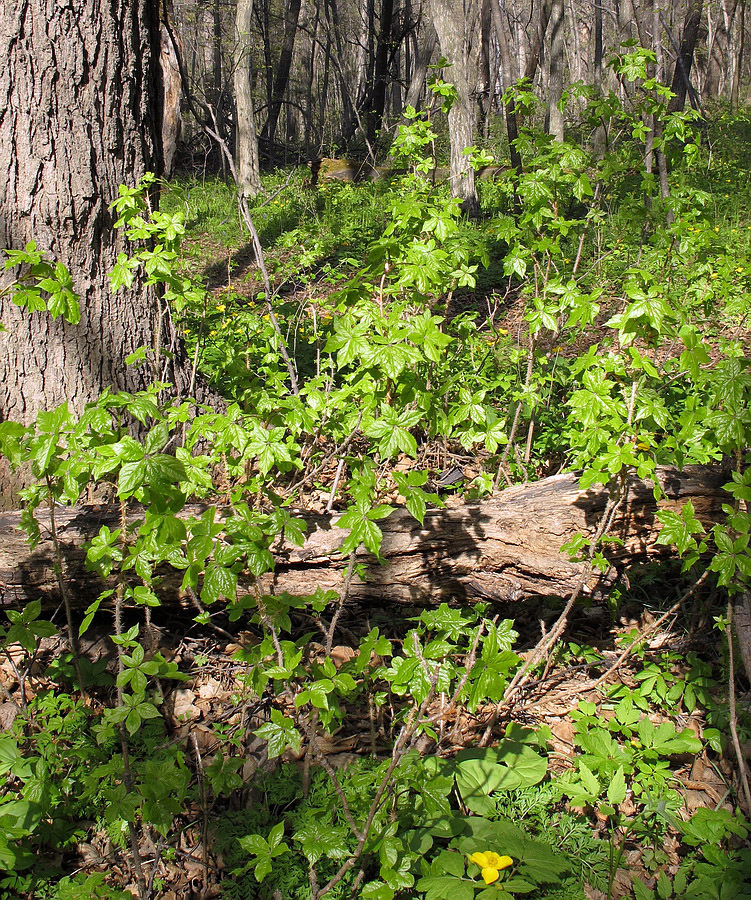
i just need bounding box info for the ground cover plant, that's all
[2,53,751,900]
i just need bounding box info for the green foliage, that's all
[3,65,751,900]
[1,242,81,324]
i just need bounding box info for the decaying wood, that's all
[0,465,728,612]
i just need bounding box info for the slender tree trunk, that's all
[0,0,201,508]
[161,23,183,177]
[546,0,565,140]
[524,0,554,82]
[479,0,493,136]
[593,0,603,90]
[368,0,396,143]
[731,0,746,109]
[262,0,302,148]
[489,0,523,176]
[212,0,223,108]
[429,0,481,216]
[668,0,704,112]
[234,0,263,198]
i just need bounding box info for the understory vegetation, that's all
[3,55,751,899]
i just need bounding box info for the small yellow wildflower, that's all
[710,273,719,279]
[469,852,513,885]
[498,328,508,335]
[216,304,226,312]
[714,226,720,232]
[737,267,744,273]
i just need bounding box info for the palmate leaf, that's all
[364,405,421,458]
[337,500,395,556]
[255,709,302,759]
[294,819,351,864]
[325,312,372,367]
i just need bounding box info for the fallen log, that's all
[0,465,729,612]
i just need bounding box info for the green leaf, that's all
[416,875,475,900]
[255,709,302,758]
[607,766,627,805]
[202,563,237,604]
[294,819,350,864]
[453,742,547,814]
[118,459,147,497]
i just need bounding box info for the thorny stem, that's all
[191,732,211,891]
[46,479,87,698]
[114,499,148,899]
[238,195,300,396]
[494,337,536,490]
[299,709,362,838]
[289,412,362,495]
[726,601,751,814]
[325,552,357,655]
[426,621,485,729]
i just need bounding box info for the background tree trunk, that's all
[234,0,263,197]
[546,0,565,140]
[429,0,481,216]
[368,0,396,143]
[668,0,704,112]
[262,0,302,150]
[0,0,197,509]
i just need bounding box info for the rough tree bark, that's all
[403,19,438,112]
[0,0,199,509]
[429,0,482,216]
[0,466,728,611]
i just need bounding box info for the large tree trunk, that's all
[0,466,728,612]
[403,20,438,112]
[429,0,481,216]
[234,0,263,199]
[0,0,197,509]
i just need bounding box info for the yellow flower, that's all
[469,852,513,885]
[216,304,226,312]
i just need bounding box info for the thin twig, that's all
[590,570,709,691]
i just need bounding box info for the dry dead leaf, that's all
[170,688,200,721]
